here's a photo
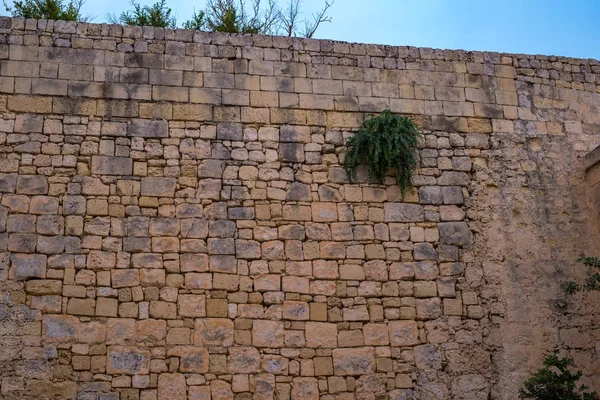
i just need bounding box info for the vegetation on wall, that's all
[4,0,333,35]
[343,110,421,195]
[183,0,279,34]
[107,0,333,36]
[562,256,600,294]
[519,355,598,399]
[108,0,177,28]
[3,0,87,21]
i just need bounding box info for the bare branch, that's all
[303,0,333,38]
[279,0,300,37]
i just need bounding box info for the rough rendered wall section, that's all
[0,16,599,400]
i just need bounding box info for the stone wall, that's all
[0,16,598,400]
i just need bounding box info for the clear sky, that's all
[21,0,600,59]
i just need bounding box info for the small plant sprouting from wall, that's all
[519,355,598,400]
[343,110,421,195]
[562,256,600,294]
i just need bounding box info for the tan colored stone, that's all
[252,320,284,348]
[168,346,209,373]
[158,373,186,400]
[305,322,337,348]
[282,301,310,320]
[177,294,206,317]
[227,346,260,373]
[332,347,376,376]
[106,346,150,375]
[194,318,234,347]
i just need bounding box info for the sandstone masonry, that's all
[0,16,598,400]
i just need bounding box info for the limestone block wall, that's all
[0,16,599,400]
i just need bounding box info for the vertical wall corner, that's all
[584,145,600,216]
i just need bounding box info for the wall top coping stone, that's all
[0,16,598,65]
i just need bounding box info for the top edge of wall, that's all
[1,16,599,64]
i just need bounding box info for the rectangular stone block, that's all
[67,298,96,316]
[15,114,43,133]
[152,85,189,102]
[10,253,46,280]
[384,203,424,222]
[172,104,212,121]
[31,78,68,96]
[127,119,168,138]
[0,173,17,193]
[332,347,376,376]
[438,222,473,246]
[39,47,104,65]
[91,156,133,176]
[280,143,305,163]
[141,177,176,197]
[149,69,183,86]
[8,95,52,113]
[1,60,39,77]
[68,82,105,98]
[106,346,150,375]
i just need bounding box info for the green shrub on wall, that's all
[343,110,421,195]
[519,355,598,400]
[563,256,600,294]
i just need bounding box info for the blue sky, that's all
[19,0,600,59]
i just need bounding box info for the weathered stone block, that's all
[280,143,305,163]
[227,347,260,373]
[198,159,224,178]
[416,298,442,320]
[216,122,243,140]
[91,156,133,176]
[332,347,376,376]
[67,298,96,316]
[25,279,62,295]
[194,318,233,346]
[384,203,424,222]
[127,119,168,138]
[178,294,206,317]
[16,175,48,195]
[10,253,46,280]
[305,322,337,348]
[167,346,209,373]
[30,196,59,215]
[363,323,390,346]
[0,173,17,193]
[106,346,150,375]
[111,269,140,288]
[14,114,43,133]
[43,314,79,342]
[141,177,176,197]
[252,320,284,348]
[414,344,442,371]
[438,222,473,246]
[87,251,116,270]
[209,255,236,274]
[389,320,419,346]
[442,186,464,204]
[419,186,443,204]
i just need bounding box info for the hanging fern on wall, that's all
[343,110,421,195]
